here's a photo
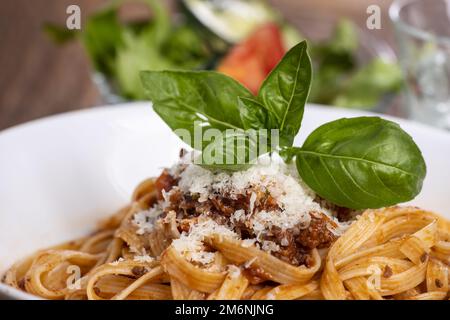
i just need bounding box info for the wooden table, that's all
[0,0,394,130]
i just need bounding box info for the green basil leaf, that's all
[259,40,312,147]
[141,70,253,140]
[279,146,298,163]
[199,129,259,172]
[237,97,268,130]
[237,97,280,132]
[295,117,426,209]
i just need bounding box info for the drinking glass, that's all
[390,0,450,129]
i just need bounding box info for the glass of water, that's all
[390,0,450,129]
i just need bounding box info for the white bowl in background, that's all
[1,102,449,299]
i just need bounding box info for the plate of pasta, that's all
[1,41,450,300]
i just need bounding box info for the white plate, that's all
[1,102,449,299]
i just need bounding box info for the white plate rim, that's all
[1,102,449,299]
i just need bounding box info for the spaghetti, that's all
[2,159,450,300]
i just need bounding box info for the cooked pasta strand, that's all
[3,176,449,301]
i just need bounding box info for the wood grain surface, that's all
[0,0,393,130]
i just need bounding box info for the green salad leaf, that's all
[82,7,123,76]
[162,25,213,69]
[115,28,174,99]
[294,117,426,209]
[43,23,79,44]
[323,19,358,54]
[332,58,403,109]
[308,19,402,109]
[44,0,214,100]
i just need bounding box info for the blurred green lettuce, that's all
[44,0,215,100]
[308,19,402,109]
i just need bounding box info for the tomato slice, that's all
[217,23,286,94]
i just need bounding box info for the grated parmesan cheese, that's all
[109,257,125,266]
[241,239,257,248]
[227,265,241,279]
[249,192,257,214]
[133,254,154,263]
[244,257,258,268]
[329,220,352,236]
[177,165,213,202]
[261,240,280,253]
[171,216,239,265]
[368,211,375,223]
[266,287,279,300]
[231,209,246,223]
[132,207,162,235]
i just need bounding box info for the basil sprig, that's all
[141,41,426,209]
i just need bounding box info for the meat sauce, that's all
[154,168,347,268]
[154,169,178,201]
